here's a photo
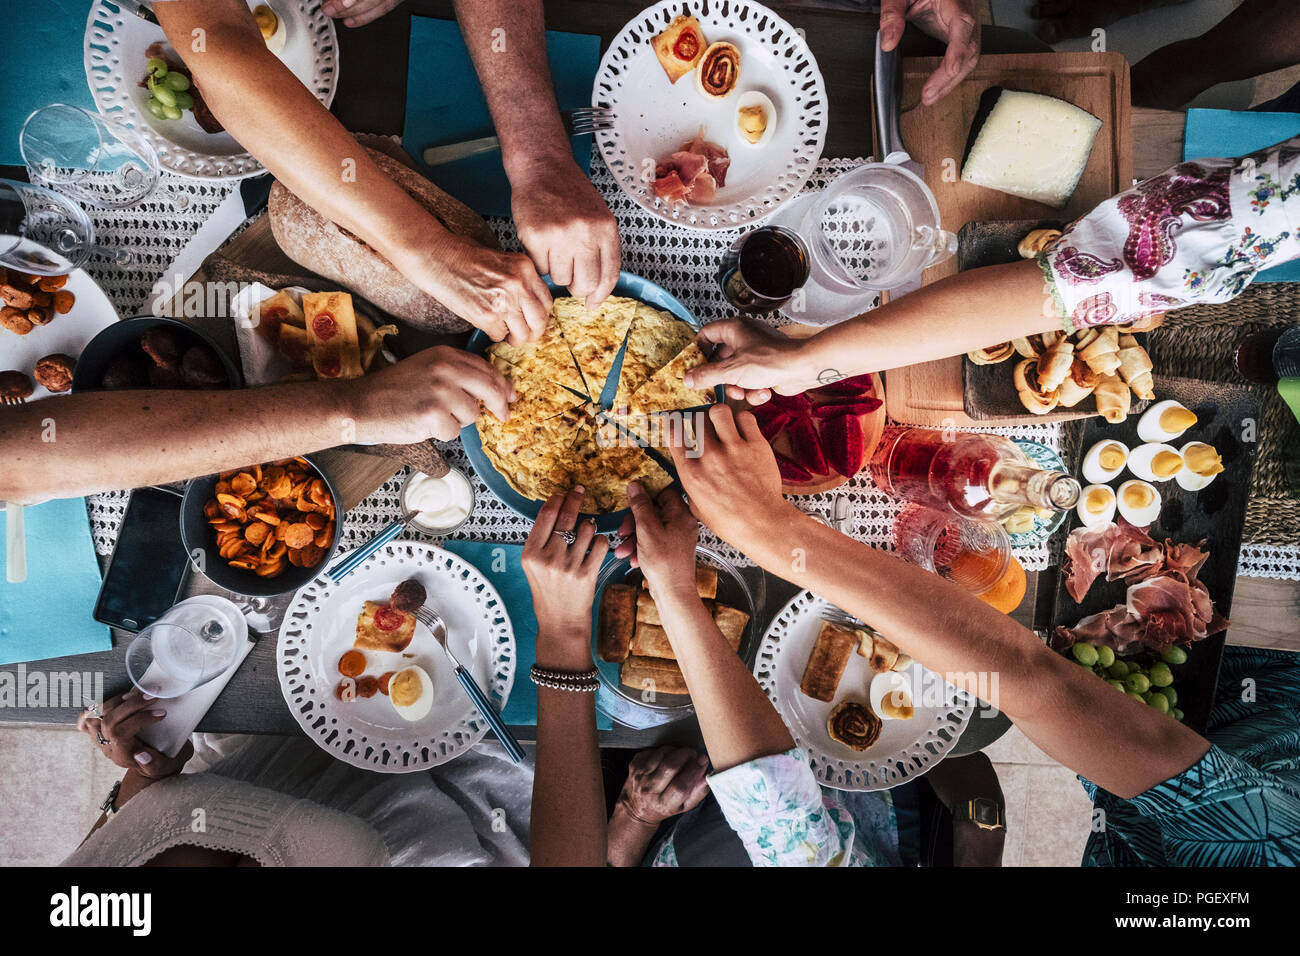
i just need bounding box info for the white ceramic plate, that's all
[277,542,516,773]
[83,0,338,180]
[754,590,975,791]
[0,266,120,400]
[593,0,827,230]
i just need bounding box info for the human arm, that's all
[454,0,620,308]
[154,0,550,342]
[879,0,981,106]
[0,346,511,504]
[606,746,710,867]
[523,487,610,866]
[923,752,1006,866]
[672,405,1211,800]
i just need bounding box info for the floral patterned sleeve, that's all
[705,748,857,866]
[1041,135,1300,332]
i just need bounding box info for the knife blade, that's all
[552,382,680,482]
[422,110,591,167]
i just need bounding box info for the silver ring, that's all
[552,529,576,546]
[96,732,109,746]
[84,701,101,717]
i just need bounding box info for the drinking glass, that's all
[717,225,811,313]
[124,597,244,698]
[891,503,1011,595]
[0,178,109,274]
[20,104,179,210]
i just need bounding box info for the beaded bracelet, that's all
[529,664,600,693]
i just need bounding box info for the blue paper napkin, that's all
[1184,108,1300,282]
[0,0,98,167]
[0,498,111,665]
[441,539,610,730]
[402,16,601,218]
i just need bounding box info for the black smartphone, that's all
[93,487,190,633]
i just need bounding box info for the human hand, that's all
[685,319,818,405]
[614,483,699,600]
[511,156,621,311]
[416,235,553,345]
[671,404,792,547]
[78,689,192,779]
[616,746,711,828]
[523,486,610,669]
[321,0,403,28]
[355,345,514,443]
[879,0,980,106]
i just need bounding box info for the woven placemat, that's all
[1147,283,1300,547]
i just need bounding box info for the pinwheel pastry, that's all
[967,342,1015,365]
[1017,228,1062,258]
[827,701,882,752]
[695,41,741,99]
[1094,372,1132,423]
[1014,357,1059,414]
[1117,333,1155,400]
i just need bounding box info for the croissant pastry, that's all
[1056,358,1099,408]
[1036,338,1075,392]
[1017,228,1062,259]
[1014,358,1059,414]
[968,342,1015,365]
[1116,333,1155,400]
[1074,326,1122,376]
[1094,372,1131,423]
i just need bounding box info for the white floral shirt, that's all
[649,748,899,867]
[1041,135,1300,332]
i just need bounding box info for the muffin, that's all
[33,353,76,393]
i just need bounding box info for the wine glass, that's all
[124,597,245,698]
[0,178,121,275]
[20,103,184,210]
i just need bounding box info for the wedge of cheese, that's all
[303,291,363,380]
[960,89,1102,208]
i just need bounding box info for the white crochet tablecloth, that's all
[79,154,1299,580]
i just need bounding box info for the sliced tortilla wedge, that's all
[552,296,636,400]
[628,342,713,414]
[615,303,698,411]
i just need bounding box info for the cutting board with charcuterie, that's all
[881,51,1133,427]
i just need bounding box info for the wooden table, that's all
[2,3,1295,749]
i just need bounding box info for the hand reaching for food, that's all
[510,156,622,312]
[321,0,404,28]
[879,0,981,106]
[416,237,554,344]
[614,483,700,600]
[685,319,819,404]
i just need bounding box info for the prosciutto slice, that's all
[651,134,731,205]
[1062,521,1164,603]
[1055,572,1229,654]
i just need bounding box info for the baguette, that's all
[268,146,498,332]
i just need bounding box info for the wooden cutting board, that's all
[882,52,1133,426]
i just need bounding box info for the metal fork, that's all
[2,394,26,583]
[821,606,881,640]
[421,107,614,166]
[411,605,526,764]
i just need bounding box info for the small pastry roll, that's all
[1075,326,1122,376]
[597,584,637,663]
[867,634,901,673]
[1014,358,1059,415]
[629,622,676,660]
[1055,358,1100,408]
[1011,337,1039,358]
[712,603,749,652]
[1094,372,1131,423]
[651,15,707,83]
[695,41,741,99]
[1017,228,1062,259]
[1116,333,1155,400]
[621,656,688,696]
[827,701,882,752]
[635,592,661,626]
[968,342,1015,365]
[800,622,858,702]
[1035,338,1075,392]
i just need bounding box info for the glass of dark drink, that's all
[717,225,810,314]
[1232,327,1287,384]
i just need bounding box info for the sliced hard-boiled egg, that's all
[1076,483,1117,528]
[1081,439,1129,485]
[254,4,287,54]
[1116,479,1162,528]
[869,671,914,720]
[1127,442,1184,482]
[1176,441,1225,491]
[389,665,434,721]
[1137,399,1198,443]
[735,90,776,147]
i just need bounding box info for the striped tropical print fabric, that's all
[1081,648,1300,866]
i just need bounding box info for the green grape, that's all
[146,57,168,78]
[1095,645,1116,668]
[1107,661,1129,680]
[1161,646,1188,665]
[152,85,177,108]
[145,97,168,119]
[1125,672,1151,694]
[1106,679,1125,691]
[1126,692,1145,703]
[162,104,182,120]
[1148,662,1174,687]
[1157,686,1178,707]
[1171,708,1184,721]
[173,90,194,110]
[163,71,191,92]
[1071,643,1099,667]
[1148,692,1170,714]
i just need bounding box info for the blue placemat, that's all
[0,498,111,665]
[402,16,601,218]
[441,539,611,730]
[1184,108,1300,282]
[0,0,97,167]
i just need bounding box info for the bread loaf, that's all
[268,146,498,332]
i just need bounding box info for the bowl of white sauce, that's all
[401,467,476,536]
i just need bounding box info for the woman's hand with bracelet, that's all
[522,486,609,672]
